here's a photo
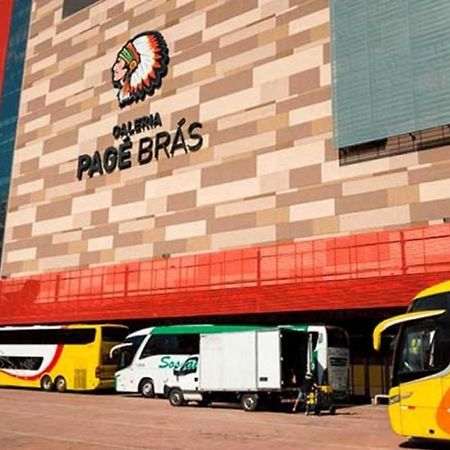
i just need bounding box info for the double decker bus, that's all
[112,324,349,399]
[373,280,450,441]
[0,324,128,392]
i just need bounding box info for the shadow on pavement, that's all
[399,438,450,449]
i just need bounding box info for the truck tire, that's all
[40,375,53,392]
[169,388,185,407]
[139,379,155,398]
[241,393,259,412]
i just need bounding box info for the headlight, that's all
[389,394,400,404]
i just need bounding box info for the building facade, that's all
[1,0,450,397]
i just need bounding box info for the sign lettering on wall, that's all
[76,114,203,180]
[76,31,204,180]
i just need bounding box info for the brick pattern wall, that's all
[3,0,450,277]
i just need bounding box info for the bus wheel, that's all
[168,388,185,407]
[55,376,67,393]
[139,379,155,398]
[40,375,53,392]
[241,393,259,412]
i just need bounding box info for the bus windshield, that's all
[410,292,450,312]
[327,327,349,348]
[117,335,146,370]
[393,318,450,385]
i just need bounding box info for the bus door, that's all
[394,318,449,438]
[112,334,146,391]
[440,375,450,437]
[373,309,448,437]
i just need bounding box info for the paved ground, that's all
[0,388,445,450]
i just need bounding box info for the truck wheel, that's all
[241,393,259,412]
[55,376,67,393]
[40,375,53,392]
[169,388,185,407]
[139,379,155,398]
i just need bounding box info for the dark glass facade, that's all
[331,0,450,148]
[0,0,32,264]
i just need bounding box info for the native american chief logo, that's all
[112,31,170,108]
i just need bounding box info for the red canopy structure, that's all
[1,224,449,325]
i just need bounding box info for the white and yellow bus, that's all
[373,280,450,441]
[0,324,128,392]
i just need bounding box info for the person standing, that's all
[292,372,318,413]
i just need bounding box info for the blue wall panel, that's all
[0,0,32,262]
[331,0,450,148]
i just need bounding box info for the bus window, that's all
[140,336,170,358]
[0,356,43,371]
[177,335,199,354]
[116,335,146,370]
[396,320,450,384]
[102,327,128,342]
[140,334,199,359]
[0,328,96,345]
[118,348,134,370]
[60,329,96,344]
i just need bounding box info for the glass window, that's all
[116,335,146,370]
[60,329,96,344]
[396,319,450,384]
[410,292,450,312]
[177,334,199,354]
[331,0,450,150]
[0,328,96,345]
[117,347,135,370]
[0,355,43,370]
[62,0,99,18]
[102,327,128,342]
[140,334,199,359]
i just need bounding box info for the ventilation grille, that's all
[74,369,87,390]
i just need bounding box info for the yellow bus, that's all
[373,280,450,441]
[0,324,128,392]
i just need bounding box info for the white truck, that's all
[166,327,311,411]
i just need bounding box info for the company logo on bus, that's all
[112,31,170,108]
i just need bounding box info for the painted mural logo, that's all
[112,31,170,108]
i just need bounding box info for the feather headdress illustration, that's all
[112,31,170,108]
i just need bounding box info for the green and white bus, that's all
[111,324,349,399]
